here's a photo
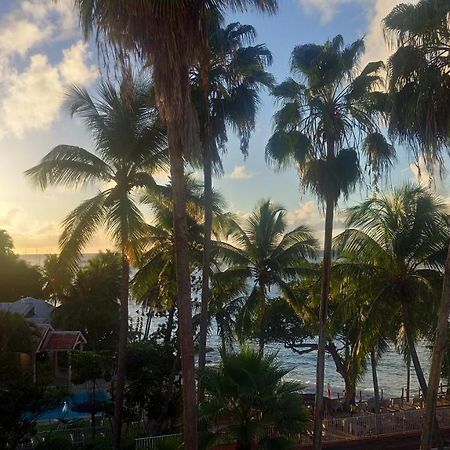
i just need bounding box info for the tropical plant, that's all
[25,73,167,448]
[74,2,278,447]
[335,185,449,417]
[265,35,395,448]
[384,3,450,447]
[199,346,310,450]
[0,230,14,256]
[215,199,317,350]
[39,255,72,305]
[52,251,121,350]
[191,17,274,376]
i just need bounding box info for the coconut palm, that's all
[215,199,317,350]
[40,255,73,305]
[384,3,450,447]
[335,185,449,414]
[199,346,310,450]
[192,17,274,376]
[0,230,14,256]
[25,74,167,448]
[74,3,278,447]
[265,35,395,448]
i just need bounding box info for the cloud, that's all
[226,165,253,180]
[286,201,346,243]
[59,42,98,85]
[0,2,97,139]
[297,0,355,24]
[362,0,419,66]
[296,0,419,65]
[0,42,97,138]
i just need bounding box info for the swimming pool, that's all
[35,390,111,422]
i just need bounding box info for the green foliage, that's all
[71,351,110,385]
[335,184,449,353]
[0,233,42,301]
[0,311,34,355]
[52,251,121,350]
[125,339,180,433]
[199,347,310,450]
[40,254,73,305]
[214,199,317,346]
[384,0,450,170]
[0,374,65,450]
[267,35,395,205]
[25,73,167,268]
[35,434,72,450]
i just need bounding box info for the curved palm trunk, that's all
[198,141,213,392]
[370,349,381,414]
[370,348,381,435]
[169,140,198,450]
[313,194,334,450]
[421,244,450,450]
[112,253,129,450]
[402,301,442,449]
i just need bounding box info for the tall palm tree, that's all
[265,35,395,449]
[191,17,274,377]
[199,347,310,450]
[335,185,449,416]
[25,74,167,448]
[73,3,278,447]
[215,199,317,350]
[384,3,450,447]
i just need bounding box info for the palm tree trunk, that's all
[198,48,212,397]
[168,140,198,450]
[198,140,213,396]
[421,244,450,450]
[112,253,129,450]
[313,194,334,450]
[370,349,381,415]
[164,307,176,345]
[402,301,442,449]
[406,353,411,403]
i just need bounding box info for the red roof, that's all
[40,331,86,351]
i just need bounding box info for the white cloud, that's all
[226,165,253,180]
[362,0,419,66]
[1,55,62,137]
[298,0,355,24]
[59,41,98,85]
[0,2,96,139]
[296,0,419,66]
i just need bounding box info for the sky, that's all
[0,0,445,255]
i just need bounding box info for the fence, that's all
[322,406,450,441]
[133,407,450,448]
[135,433,181,449]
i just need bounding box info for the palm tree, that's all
[384,3,450,447]
[0,230,14,256]
[40,255,73,305]
[335,185,449,418]
[191,17,274,377]
[199,346,310,450]
[73,3,278,447]
[215,199,317,350]
[265,35,395,448]
[25,74,167,448]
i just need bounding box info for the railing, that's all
[19,421,146,449]
[322,406,450,441]
[135,433,181,449]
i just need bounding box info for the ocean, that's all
[20,253,432,401]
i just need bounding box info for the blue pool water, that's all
[36,390,110,422]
